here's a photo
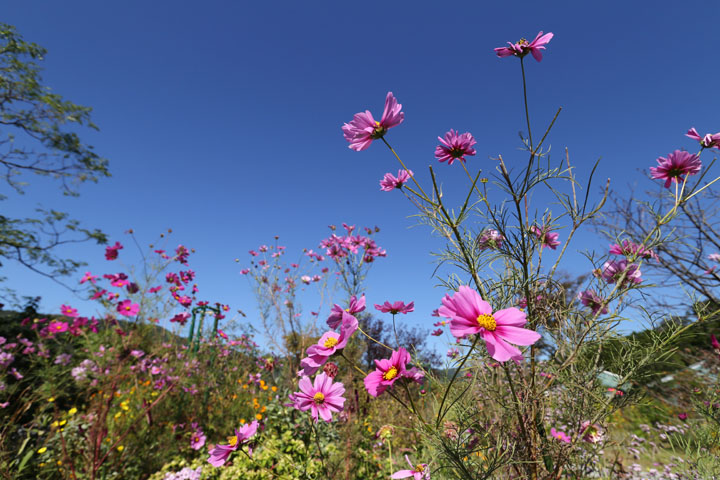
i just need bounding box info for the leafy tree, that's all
[0,23,109,293]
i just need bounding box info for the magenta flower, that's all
[364,347,423,397]
[437,286,541,362]
[342,92,404,151]
[477,229,504,251]
[599,260,642,287]
[580,421,604,443]
[190,430,207,450]
[435,129,477,165]
[374,301,414,315]
[578,290,608,315]
[550,427,571,443]
[650,150,702,188]
[530,225,560,250]
[105,241,123,260]
[300,313,358,376]
[380,169,414,191]
[60,304,79,318]
[687,127,720,149]
[79,272,98,284]
[494,31,554,62]
[327,294,366,329]
[170,312,190,325]
[117,300,140,317]
[291,372,345,422]
[48,321,69,334]
[207,421,259,467]
[609,240,658,261]
[678,412,688,421]
[391,455,429,479]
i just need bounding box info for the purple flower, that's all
[374,301,414,315]
[380,169,413,191]
[650,150,702,188]
[435,129,477,165]
[578,290,608,315]
[600,260,642,287]
[609,240,658,261]
[54,353,72,366]
[342,92,404,151]
[207,421,258,467]
[299,313,358,376]
[327,294,366,329]
[530,225,560,250]
[495,31,554,62]
[190,430,207,450]
[687,128,720,150]
[477,229,504,251]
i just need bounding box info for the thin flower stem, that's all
[520,57,533,152]
[435,335,478,428]
[381,137,432,202]
[460,161,484,199]
[356,324,393,352]
[503,363,538,479]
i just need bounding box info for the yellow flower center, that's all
[313,392,325,404]
[415,464,425,473]
[383,366,398,381]
[518,37,528,45]
[323,337,339,348]
[226,435,238,447]
[476,314,496,331]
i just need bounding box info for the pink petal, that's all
[494,325,541,346]
[483,331,522,362]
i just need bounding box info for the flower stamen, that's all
[313,392,325,404]
[383,366,398,381]
[476,314,496,331]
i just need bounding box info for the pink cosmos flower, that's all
[686,128,720,149]
[327,294,366,329]
[711,334,720,359]
[117,300,140,317]
[170,312,190,325]
[48,321,69,334]
[609,240,658,261]
[530,225,560,250]
[148,286,163,293]
[578,290,608,315]
[599,260,642,287]
[300,313,358,376]
[392,455,429,479]
[380,169,413,191]
[550,427,571,443]
[364,347,423,397]
[207,420,259,467]
[105,241,123,260]
[435,129,477,165]
[580,421,604,443]
[291,372,345,422]
[437,286,541,362]
[61,304,79,318]
[80,272,98,284]
[650,150,702,188]
[374,301,414,315]
[342,92,404,151]
[678,412,688,421]
[190,430,207,450]
[477,229,504,251]
[494,31,554,62]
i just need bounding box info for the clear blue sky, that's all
[3,1,719,352]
